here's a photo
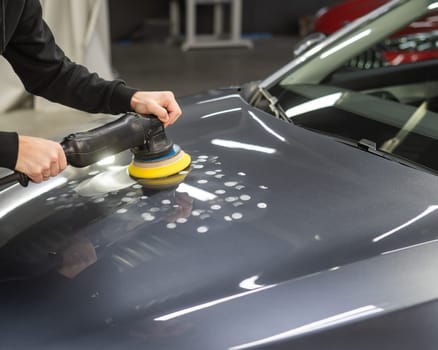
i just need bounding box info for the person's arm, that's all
[3,0,182,124]
[3,0,134,114]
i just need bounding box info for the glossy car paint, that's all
[2,88,438,349]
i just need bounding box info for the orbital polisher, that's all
[0,113,191,187]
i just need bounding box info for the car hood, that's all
[2,88,438,349]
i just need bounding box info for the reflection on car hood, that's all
[2,88,438,349]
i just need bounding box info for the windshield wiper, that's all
[353,138,437,176]
[247,85,290,122]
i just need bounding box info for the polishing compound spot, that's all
[128,146,191,179]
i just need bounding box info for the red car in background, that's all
[315,0,438,66]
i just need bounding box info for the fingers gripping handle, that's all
[1,113,163,187]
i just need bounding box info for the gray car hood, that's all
[2,88,438,349]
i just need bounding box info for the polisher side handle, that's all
[0,171,29,187]
[62,113,161,167]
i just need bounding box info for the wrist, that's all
[130,92,140,111]
[110,82,138,114]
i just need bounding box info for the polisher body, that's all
[2,113,191,187]
[61,113,191,180]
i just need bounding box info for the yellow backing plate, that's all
[128,151,191,179]
[136,170,190,190]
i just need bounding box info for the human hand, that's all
[15,135,67,183]
[130,91,182,127]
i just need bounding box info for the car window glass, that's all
[270,81,438,174]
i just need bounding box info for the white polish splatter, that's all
[197,226,209,233]
[232,212,243,220]
[142,213,155,221]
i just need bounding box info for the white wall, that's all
[0,0,113,112]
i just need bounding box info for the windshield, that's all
[259,0,438,174]
[262,0,435,87]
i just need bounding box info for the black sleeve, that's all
[0,131,19,170]
[3,0,138,115]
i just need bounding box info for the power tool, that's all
[0,113,191,187]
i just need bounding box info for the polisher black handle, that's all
[0,171,29,187]
[61,113,165,167]
[0,113,171,187]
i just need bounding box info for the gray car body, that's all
[1,87,438,349]
[3,0,438,348]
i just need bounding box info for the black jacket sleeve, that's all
[3,0,138,115]
[0,131,18,170]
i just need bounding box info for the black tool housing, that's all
[62,113,173,167]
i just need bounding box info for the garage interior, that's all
[109,0,339,95]
[1,0,338,107]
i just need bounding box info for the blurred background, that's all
[0,0,340,113]
[109,0,340,96]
